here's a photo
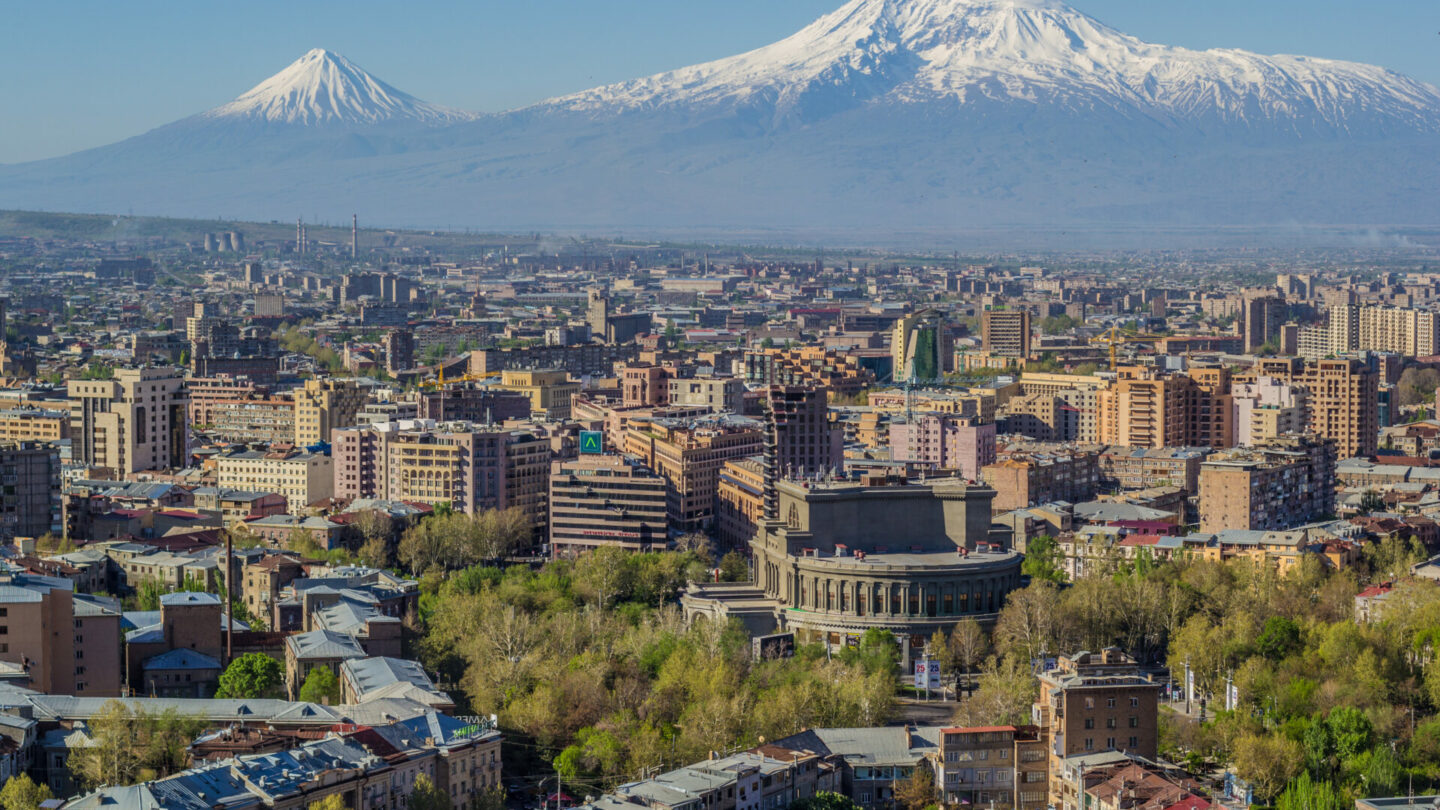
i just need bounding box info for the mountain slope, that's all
[204,48,473,125]
[1,0,1438,240]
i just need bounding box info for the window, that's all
[1107,697,1116,708]
[1084,718,1094,729]
[1129,737,1139,749]
[1106,718,1116,729]
[1084,739,1093,751]
[1084,697,1094,709]
[1130,697,1140,707]
[1106,737,1115,749]
[1129,716,1139,728]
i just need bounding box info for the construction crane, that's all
[419,368,502,388]
[1090,326,1168,370]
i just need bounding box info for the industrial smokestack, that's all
[352,214,358,259]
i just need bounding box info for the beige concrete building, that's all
[1326,304,1440,358]
[69,367,187,475]
[498,369,580,420]
[293,377,368,446]
[549,455,668,555]
[717,457,765,551]
[1232,377,1309,447]
[216,449,334,513]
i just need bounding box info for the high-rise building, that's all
[893,309,951,381]
[549,454,669,556]
[1321,304,1440,358]
[383,329,414,374]
[1096,366,1233,450]
[0,442,61,540]
[743,346,875,397]
[69,367,187,474]
[293,378,368,446]
[982,309,1032,360]
[1198,434,1337,533]
[768,386,844,478]
[1247,357,1378,458]
[1240,294,1284,353]
[253,293,285,318]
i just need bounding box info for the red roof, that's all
[1118,534,1164,547]
[1160,797,1212,810]
[1357,583,1395,599]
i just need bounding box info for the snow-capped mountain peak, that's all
[205,48,471,125]
[546,0,1440,133]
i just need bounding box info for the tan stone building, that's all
[69,367,188,475]
[717,458,765,551]
[498,369,581,420]
[216,448,333,513]
[624,415,764,532]
[1096,366,1233,450]
[1246,357,1378,458]
[293,377,368,446]
[982,309,1032,359]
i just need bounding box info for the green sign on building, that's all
[580,430,604,454]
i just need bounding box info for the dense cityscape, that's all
[0,212,1430,810]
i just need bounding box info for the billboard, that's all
[752,633,797,661]
[580,430,604,454]
[914,658,942,691]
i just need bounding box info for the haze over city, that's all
[1,3,1439,810]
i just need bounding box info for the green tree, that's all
[718,550,750,582]
[891,762,935,810]
[408,774,453,810]
[789,793,861,810]
[1021,535,1066,583]
[1276,772,1345,810]
[216,652,285,699]
[1233,733,1303,803]
[1256,616,1302,661]
[947,617,989,691]
[299,666,342,705]
[308,795,348,810]
[0,774,53,810]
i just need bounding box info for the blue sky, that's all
[4,0,1437,163]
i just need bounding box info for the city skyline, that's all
[4,0,1438,163]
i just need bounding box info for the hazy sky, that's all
[4,0,1437,163]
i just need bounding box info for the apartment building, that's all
[293,377,368,446]
[717,457,765,551]
[743,346,876,397]
[983,445,1102,513]
[1240,294,1284,352]
[0,567,123,696]
[549,455,668,556]
[1198,434,1337,533]
[625,415,765,531]
[982,309,1032,359]
[1247,357,1378,458]
[1325,304,1440,358]
[1096,366,1233,450]
[216,448,334,513]
[894,309,953,380]
[333,420,546,522]
[0,442,61,540]
[1035,649,1162,810]
[1097,446,1206,494]
[891,413,997,480]
[937,726,1048,810]
[669,375,746,413]
[0,407,69,443]
[69,366,188,475]
[1231,377,1309,447]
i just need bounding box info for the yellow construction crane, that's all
[1090,327,1168,370]
[420,368,502,388]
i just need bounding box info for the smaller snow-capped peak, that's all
[206,48,472,125]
